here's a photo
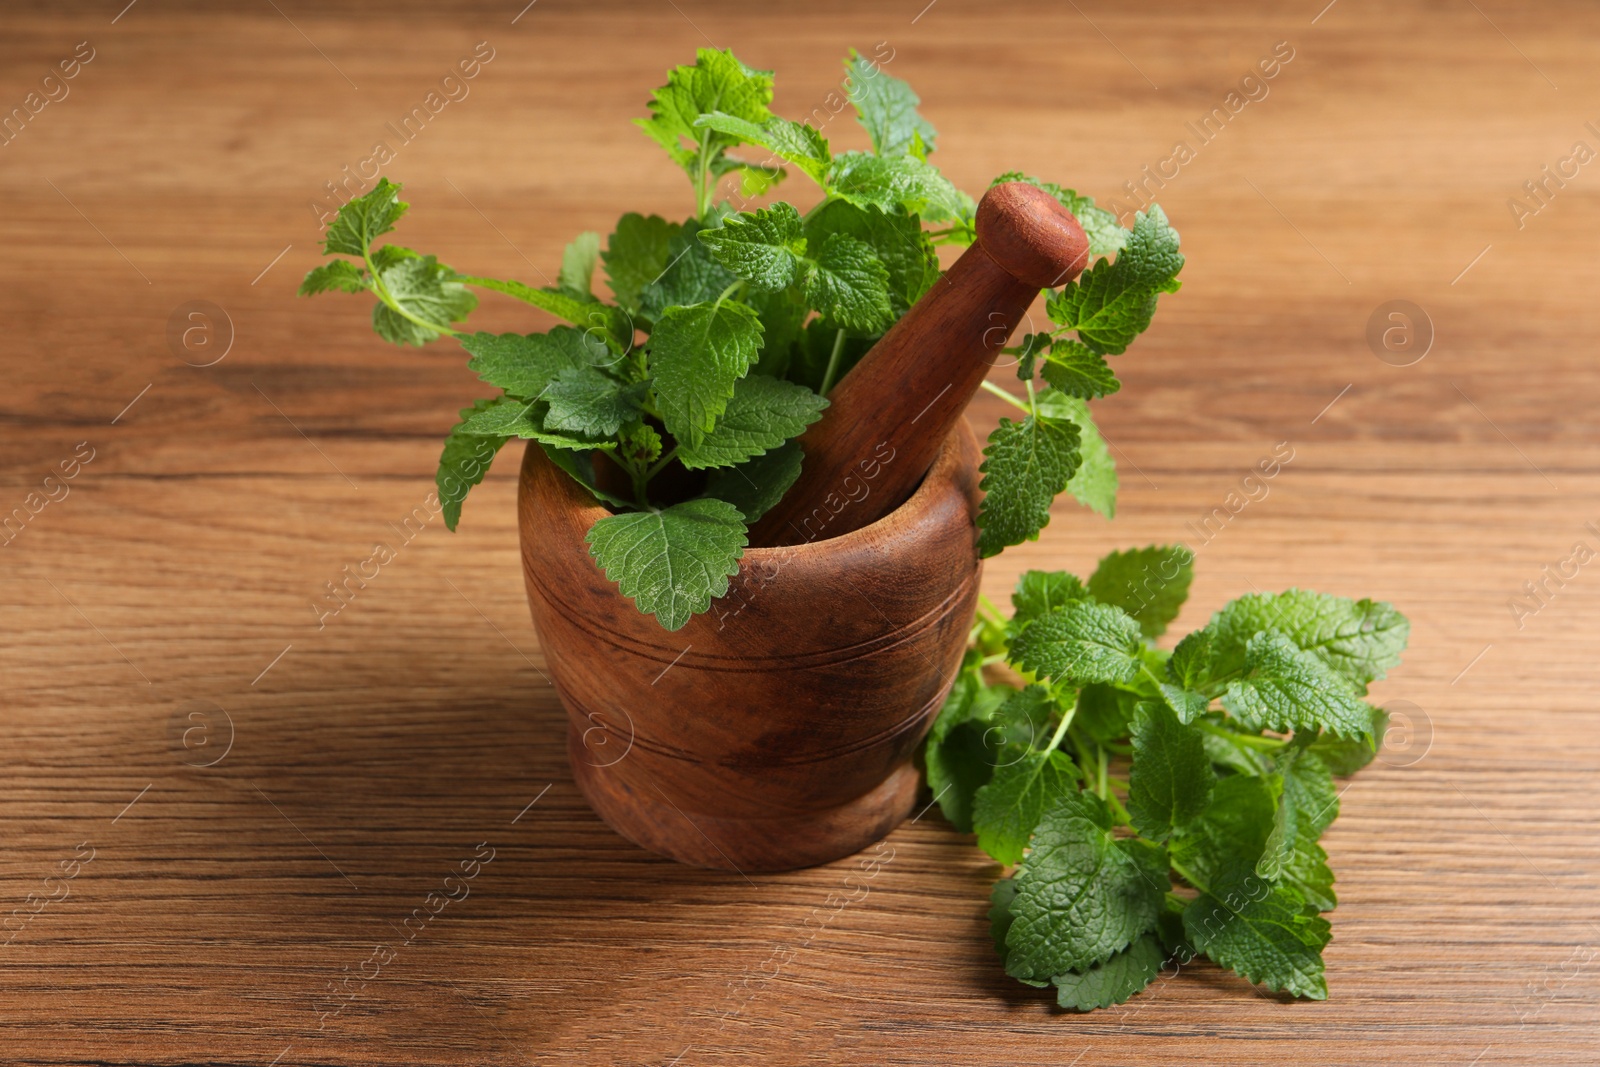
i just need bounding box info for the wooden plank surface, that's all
[2,1,1597,1063]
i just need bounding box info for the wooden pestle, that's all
[746,182,1090,548]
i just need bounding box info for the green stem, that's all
[1194,720,1287,750]
[819,328,848,395]
[627,460,650,510]
[1024,377,1038,417]
[643,445,680,483]
[696,128,715,219]
[979,379,1030,412]
[1105,789,1133,827]
[1169,858,1210,895]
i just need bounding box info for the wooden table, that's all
[2,1,1595,1063]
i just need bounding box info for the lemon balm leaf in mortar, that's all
[558,231,601,297]
[677,375,827,470]
[1040,338,1120,399]
[650,300,764,449]
[322,177,407,256]
[694,112,833,186]
[1035,391,1117,520]
[636,48,774,176]
[460,327,610,401]
[585,498,748,631]
[828,151,966,221]
[843,48,937,159]
[805,233,893,333]
[372,255,477,346]
[974,412,1081,558]
[1047,205,1182,355]
[704,440,804,523]
[542,367,647,439]
[803,199,939,317]
[637,219,740,320]
[698,202,809,292]
[436,398,509,531]
[603,213,678,314]
[299,259,367,295]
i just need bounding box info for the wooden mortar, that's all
[518,421,983,872]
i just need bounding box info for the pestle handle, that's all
[746,182,1090,548]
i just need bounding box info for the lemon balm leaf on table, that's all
[919,550,1409,1011]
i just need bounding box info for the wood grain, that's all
[1,1,1597,1064]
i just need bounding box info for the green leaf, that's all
[703,441,804,523]
[1168,627,1216,690]
[991,172,1126,260]
[299,259,367,295]
[1009,600,1143,686]
[697,201,807,292]
[456,396,612,450]
[322,177,406,256]
[584,498,748,631]
[464,276,632,346]
[803,198,939,318]
[1310,713,1384,776]
[989,878,1023,962]
[694,112,832,186]
[829,151,966,221]
[435,398,508,531]
[974,412,1081,557]
[540,444,632,510]
[805,233,893,333]
[1170,773,1279,891]
[1260,747,1339,910]
[924,665,1013,832]
[636,219,740,322]
[1046,205,1183,355]
[649,300,764,449]
[542,367,645,438]
[1052,933,1165,1012]
[972,749,1080,865]
[1127,700,1213,841]
[1005,790,1168,980]
[748,285,808,376]
[1088,545,1194,639]
[635,48,774,172]
[558,231,601,297]
[373,255,477,345]
[1183,878,1331,1000]
[1074,683,1138,744]
[1010,569,1089,633]
[460,327,612,400]
[603,213,678,314]
[843,48,937,157]
[1222,631,1377,739]
[1036,391,1116,520]
[925,721,999,834]
[1040,338,1121,399]
[1209,590,1411,695]
[677,374,827,470]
